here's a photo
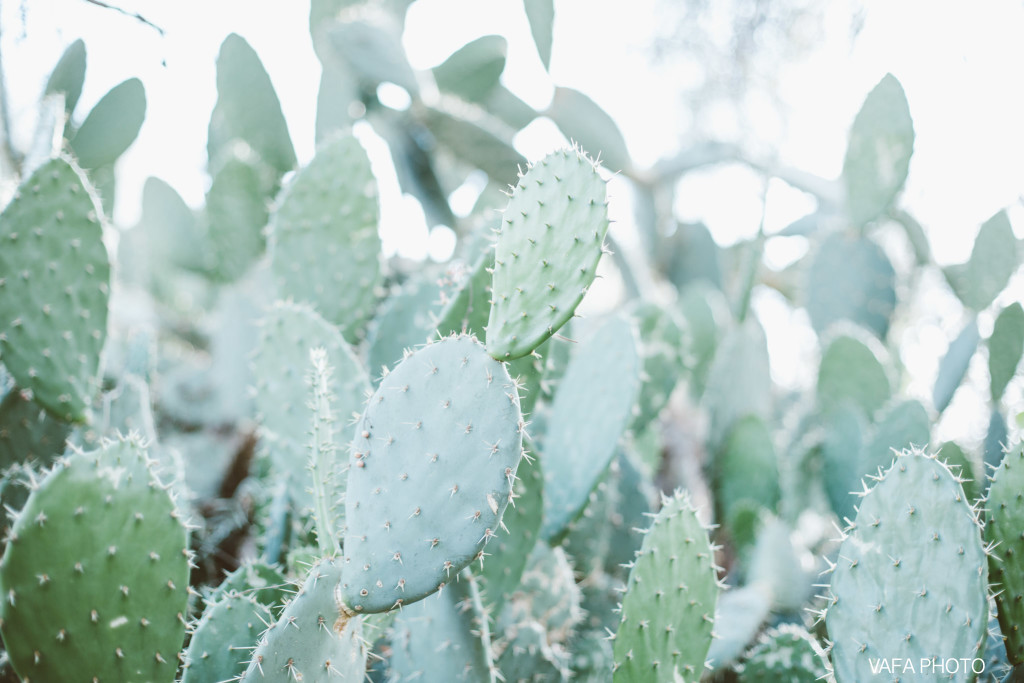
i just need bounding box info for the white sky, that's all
[2,0,1022,447]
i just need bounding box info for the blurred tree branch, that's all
[82,0,164,36]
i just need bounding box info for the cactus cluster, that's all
[0,4,1022,682]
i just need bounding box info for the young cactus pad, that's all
[0,436,190,682]
[986,446,1024,666]
[613,491,719,682]
[0,157,110,422]
[825,449,989,682]
[341,334,524,613]
[486,146,609,360]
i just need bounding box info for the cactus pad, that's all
[486,146,609,360]
[826,449,989,681]
[241,557,367,681]
[613,491,719,682]
[0,437,190,682]
[181,593,272,683]
[987,446,1024,666]
[269,133,382,342]
[0,387,70,468]
[389,571,496,681]
[541,316,640,542]
[0,157,109,422]
[342,335,524,613]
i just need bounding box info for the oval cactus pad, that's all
[341,335,524,613]
[486,146,609,360]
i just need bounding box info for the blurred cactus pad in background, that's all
[0,0,1023,681]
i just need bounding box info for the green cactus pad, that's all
[241,557,368,682]
[486,146,609,360]
[714,415,779,526]
[366,276,443,378]
[341,335,524,613]
[252,301,368,512]
[181,593,273,683]
[45,39,86,115]
[389,571,496,682]
[806,232,897,341]
[204,152,272,282]
[989,302,1024,402]
[706,583,773,670]
[478,444,543,615]
[740,624,829,683]
[0,437,190,682]
[0,157,109,422]
[944,210,1020,312]
[678,282,727,399]
[432,35,507,103]
[986,446,1024,666]
[540,316,640,542]
[69,77,146,169]
[0,387,70,468]
[703,316,771,451]
[816,329,891,417]
[269,133,382,342]
[933,317,980,413]
[613,491,719,682]
[826,449,989,681]
[208,33,296,175]
[842,73,914,227]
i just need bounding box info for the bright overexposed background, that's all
[1,0,1022,448]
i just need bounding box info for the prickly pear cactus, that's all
[541,315,640,542]
[388,570,498,682]
[825,448,989,682]
[0,157,109,422]
[613,491,720,682]
[341,334,524,613]
[268,133,382,341]
[987,446,1024,666]
[486,146,609,360]
[180,592,273,683]
[0,436,190,682]
[241,557,368,681]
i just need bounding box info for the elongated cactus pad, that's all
[486,146,609,360]
[541,316,639,542]
[613,491,719,682]
[0,157,109,422]
[987,446,1024,666]
[269,133,382,342]
[342,335,524,613]
[826,449,989,682]
[0,436,190,682]
[241,557,367,681]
